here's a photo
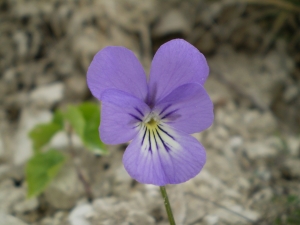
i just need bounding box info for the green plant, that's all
[26,102,107,198]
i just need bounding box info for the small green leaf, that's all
[65,105,85,137]
[52,109,64,129]
[26,150,66,198]
[29,123,62,153]
[78,102,108,155]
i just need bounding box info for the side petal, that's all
[100,89,150,144]
[87,46,148,101]
[154,83,214,134]
[123,124,206,185]
[148,39,209,105]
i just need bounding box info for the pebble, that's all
[29,82,64,108]
[13,108,52,166]
[0,212,29,225]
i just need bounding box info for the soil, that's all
[0,0,300,225]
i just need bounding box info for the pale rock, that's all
[205,128,225,150]
[71,28,109,70]
[204,214,219,225]
[249,188,273,206]
[204,77,233,105]
[39,211,69,225]
[196,31,216,55]
[65,75,88,101]
[166,185,186,224]
[0,179,25,213]
[201,2,223,26]
[209,46,292,108]
[244,140,278,160]
[243,110,277,136]
[214,126,229,140]
[229,136,243,150]
[0,165,10,182]
[126,211,155,225]
[283,84,298,102]
[112,165,132,197]
[0,135,4,160]
[286,136,300,156]
[91,196,156,225]
[29,82,64,108]
[153,9,191,37]
[237,177,251,191]
[283,158,300,178]
[49,131,83,151]
[256,165,272,181]
[14,108,52,166]
[44,163,84,209]
[69,203,93,225]
[3,68,18,94]
[13,197,38,214]
[13,31,28,58]
[212,202,260,224]
[0,212,29,225]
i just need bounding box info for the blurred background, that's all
[0,0,300,225]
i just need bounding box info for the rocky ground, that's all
[0,0,300,225]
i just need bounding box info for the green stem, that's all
[160,186,176,225]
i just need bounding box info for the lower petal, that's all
[122,124,206,185]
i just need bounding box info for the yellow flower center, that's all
[146,118,158,129]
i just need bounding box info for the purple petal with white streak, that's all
[123,124,206,185]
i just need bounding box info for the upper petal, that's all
[154,83,214,134]
[100,89,150,144]
[87,46,148,101]
[123,124,206,185]
[147,39,209,105]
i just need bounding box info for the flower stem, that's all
[67,126,93,202]
[160,186,176,225]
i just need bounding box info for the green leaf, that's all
[26,150,66,198]
[29,123,62,153]
[78,102,108,155]
[52,109,64,129]
[65,105,85,137]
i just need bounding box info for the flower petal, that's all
[87,46,148,101]
[147,39,209,105]
[123,124,206,185]
[100,89,150,144]
[154,83,214,134]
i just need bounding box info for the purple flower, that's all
[87,39,214,186]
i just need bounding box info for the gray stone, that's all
[153,9,191,37]
[283,158,300,178]
[69,203,93,225]
[283,84,299,102]
[29,82,64,108]
[91,196,156,225]
[0,179,25,213]
[13,197,39,214]
[287,136,300,156]
[49,131,83,151]
[13,108,52,166]
[38,211,69,225]
[65,75,88,101]
[244,138,281,160]
[44,163,84,210]
[0,135,4,160]
[0,212,29,225]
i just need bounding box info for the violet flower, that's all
[87,39,214,186]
